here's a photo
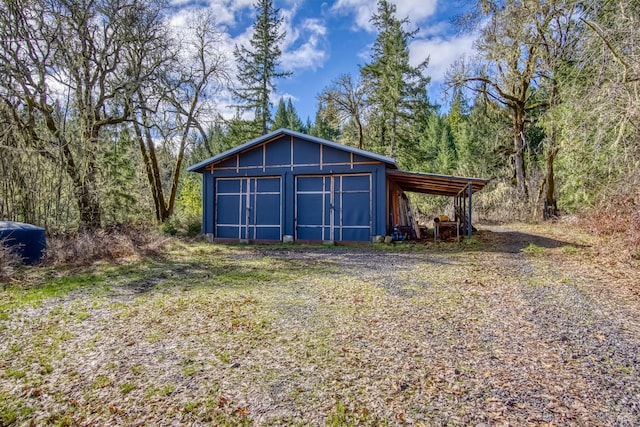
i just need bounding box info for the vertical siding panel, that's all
[374,165,387,237]
[284,171,294,237]
[203,172,214,235]
[290,136,294,171]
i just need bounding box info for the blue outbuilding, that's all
[189,129,489,243]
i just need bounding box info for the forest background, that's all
[1,0,638,249]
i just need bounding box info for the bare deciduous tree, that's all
[318,74,368,149]
[133,11,231,223]
[0,0,168,229]
[448,1,549,200]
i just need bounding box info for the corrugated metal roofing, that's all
[188,128,398,173]
[387,169,490,196]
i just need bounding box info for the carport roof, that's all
[387,169,490,197]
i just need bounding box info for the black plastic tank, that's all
[0,221,46,264]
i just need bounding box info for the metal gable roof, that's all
[387,169,490,197]
[187,128,398,173]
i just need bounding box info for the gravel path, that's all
[1,225,639,425]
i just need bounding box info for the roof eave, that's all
[188,128,397,173]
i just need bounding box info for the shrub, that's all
[45,224,170,266]
[161,220,178,236]
[0,238,22,283]
[160,215,201,237]
[576,186,640,262]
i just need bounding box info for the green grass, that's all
[119,382,136,394]
[522,242,547,256]
[162,384,177,396]
[0,273,106,318]
[93,376,113,389]
[0,391,34,426]
[561,245,582,255]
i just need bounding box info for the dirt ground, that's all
[1,223,639,425]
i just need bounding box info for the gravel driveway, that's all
[1,224,639,425]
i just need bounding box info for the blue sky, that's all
[170,0,478,122]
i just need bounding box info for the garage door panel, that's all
[257,177,281,192]
[297,176,324,192]
[217,179,241,193]
[297,194,323,224]
[215,177,281,240]
[255,227,281,240]
[216,194,241,224]
[216,225,240,238]
[297,227,323,241]
[342,175,370,191]
[255,193,281,224]
[296,174,371,242]
[341,228,371,242]
[341,193,370,226]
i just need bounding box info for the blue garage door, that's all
[295,174,371,242]
[215,177,282,240]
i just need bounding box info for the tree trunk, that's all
[134,108,170,223]
[76,179,101,230]
[513,106,529,199]
[47,110,103,230]
[356,118,364,150]
[544,84,559,219]
[167,117,192,219]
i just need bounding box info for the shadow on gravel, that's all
[475,228,584,254]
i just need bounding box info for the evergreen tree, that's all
[447,91,468,142]
[361,0,429,158]
[101,129,139,224]
[310,100,341,141]
[434,123,456,174]
[286,98,304,132]
[233,0,291,135]
[305,117,313,134]
[271,97,304,132]
[271,98,290,130]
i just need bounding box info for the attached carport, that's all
[386,170,490,238]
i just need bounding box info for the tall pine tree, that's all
[233,0,291,135]
[286,98,304,132]
[271,98,290,130]
[361,0,429,158]
[271,98,304,132]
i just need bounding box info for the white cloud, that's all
[281,18,329,71]
[201,2,329,73]
[331,0,377,31]
[172,2,329,119]
[271,92,297,105]
[415,21,450,38]
[408,33,476,84]
[167,0,255,28]
[394,0,438,23]
[221,0,256,26]
[331,0,438,31]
